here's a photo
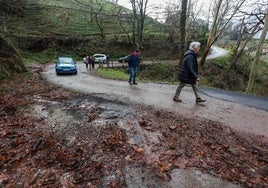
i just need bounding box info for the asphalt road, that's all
[202,46,268,111]
[41,62,268,139]
[202,87,268,111]
[41,60,268,187]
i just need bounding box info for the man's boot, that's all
[173,97,182,102]
[196,97,206,103]
[133,78,138,85]
[128,79,132,85]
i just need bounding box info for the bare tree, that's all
[163,0,208,64]
[246,8,268,93]
[115,9,132,43]
[164,1,181,44]
[230,19,261,70]
[199,0,247,67]
[230,3,266,70]
[129,0,149,49]
[94,0,109,38]
[187,0,208,42]
[178,0,188,65]
[73,0,108,38]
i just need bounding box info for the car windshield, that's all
[93,54,106,58]
[119,55,130,59]
[58,58,73,64]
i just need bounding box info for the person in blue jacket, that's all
[128,50,141,85]
[173,41,206,103]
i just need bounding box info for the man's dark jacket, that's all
[128,55,140,68]
[178,50,199,84]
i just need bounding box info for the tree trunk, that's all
[246,9,268,93]
[179,0,188,66]
[199,0,246,67]
[199,0,222,67]
[129,0,148,50]
[200,45,211,66]
[233,18,245,57]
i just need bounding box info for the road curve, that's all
[41,62,268,140]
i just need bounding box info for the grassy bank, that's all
[95,57,268,96]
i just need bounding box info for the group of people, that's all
[83,56,95,71]
[84,41,206,103]
[127,42,206,103]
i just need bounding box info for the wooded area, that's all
[0,0,267,95]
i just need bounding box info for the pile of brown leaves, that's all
[0,71,143,187]
[140,112,268,187]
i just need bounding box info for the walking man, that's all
[128,50,141,85]
[173,41,206,103]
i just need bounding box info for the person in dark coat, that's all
[87,56,93,71]
[173,41,206,103]
[128,50,141,85]
[83,56,89,69]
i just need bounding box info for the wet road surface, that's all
[40,61,268,187]
[42,62,268,139]
[202,87,268,111]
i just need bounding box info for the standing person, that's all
[84,56,89,70]
[106,55,110,67]
[87,56,93,71]
[91,56,95,69]
[173,41,206,103]
[128,50,141,85]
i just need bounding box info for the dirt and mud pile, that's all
[0,67,267,187]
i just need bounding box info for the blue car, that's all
[55,57,77,75]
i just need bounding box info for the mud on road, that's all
[43,62,268,140]
[0,65,267,187]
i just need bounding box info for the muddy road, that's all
[38,61,268,187]
[42,62,268,140]
[2,62,267,187]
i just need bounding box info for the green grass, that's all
[94,63,178,84]
[256,58,268,81]
[214,56,231,69]
[95,67,129,80]
[20,48,82,64]
[139,63,178,83]
[5,0,150,37]
[93,56,267,96]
